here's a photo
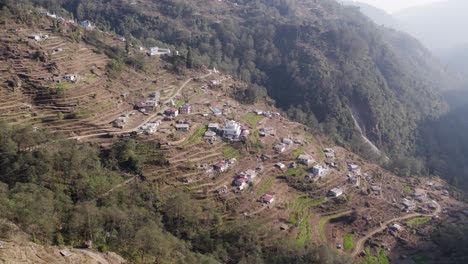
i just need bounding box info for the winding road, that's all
[351,200,441,256]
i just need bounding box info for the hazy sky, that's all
[356,0,443,13]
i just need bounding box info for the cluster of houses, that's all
[135,91,160,113]
[201,120,249,143]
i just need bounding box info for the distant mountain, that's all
[394,0,468,50]
[438,44,468,79]
[341,1,402,30]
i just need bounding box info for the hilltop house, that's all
[402,198,416,211]
[222,120,241,139]
[112,116,127,129]
[275,163,286,169]
[135,99,157,112]
[214,161,229,172]
[147,47,171,56]
[207,123,219,132]
[203,130,217,142]
[164,109,179,117]
[139,121,160,135]
[175,123,189,131]
[262,193,275,204]
[239,169,257,181]
[348,164,361,174]
[274,143,286,153]
[312,165,328,177]
[328,187,344,197]
[282,138,293,145]
[28,34,49,41]
[179,103,192,114]
[233,176,248,190]
[297,154,314,166]
[63,74,79,82]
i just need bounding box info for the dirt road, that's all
[351,200,441,256]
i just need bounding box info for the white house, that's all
[282,138,293,145]
[239,169,257,181]
[348,164,361,174]
[328,187,343,197]
[274,143,286,153]
[80,20,95,30]
[63,74,79,82]
[207,123,220,132]
[175,123,190,131]
[112,116,127,129]
[262,193,275,204]
[312,165,328,177]
[222,120,241,139]
[29,34,48,41]
[147,46,171,56]
[275,163,286,169]
[297,154,314,166]
[140,121,160,135]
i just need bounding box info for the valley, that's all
[0,8,467,264]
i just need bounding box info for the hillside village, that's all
[0,6,468,264]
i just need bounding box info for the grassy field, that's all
[241,112,262,127]
[223,146,242,159]
[288,197,325,225]
[406,216,430,227]
[285,167,307,177]
[182,125,206,147]
[256,176,275,195]
[175,99,186,108]
[296,213,312,246]
[290,145,305,159]
[403,185,413,194]
[317,147,325,159]
[343,233,353,252]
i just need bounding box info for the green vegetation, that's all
[289,196,325,225]
[406,216,430,227]
[290,145,305,159]
[318,147,325,159]
[240,112,262,128]
[412,254,429,264]
[343,234,353,252]
[403,185,412,194]
[256,176,275,195]
[286,167,306,177]
[223,146,242,159]
[296,213,312,246]
[360,248,389,264]
[319,215,333,242]
[182,125,206,147]
[378,249,389,264]
[175,99,186,108]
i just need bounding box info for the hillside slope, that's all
[0,4,467,264]
[34,0,456,157]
